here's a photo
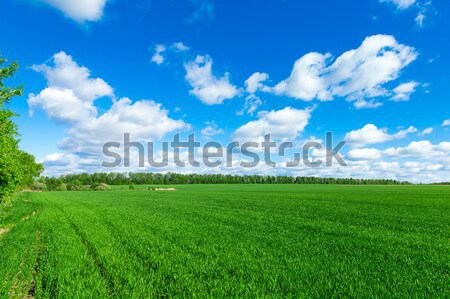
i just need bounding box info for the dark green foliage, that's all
[0,55,43,202]
[43,172,409,187]
[0,185,448,297]
[67,180,82,191]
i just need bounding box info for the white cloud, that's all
[347,148,382,160]
[201,121,224,138]
[380,0,416,10]
[151,42,189,64]
[28,87,97,123]
[35,0,108,22]
[442,119,450,126]
[270,35,417,108]
[151,45,166,65]
[418,127,433,136]
[184,55,239,105]
[233,106,313,141]
[29,52,187,170]
[245,72,269,93]
[237,94,262,116]
[172,42,189,51]
[28,51,113,123]
[415,13,425,27]
[59,97,187,154]
[30,52,114,101]
[345,124,417,146]
[380,0,435,28]
[392,81,419,101]
[353,100,383,109]
[384,140,450,158]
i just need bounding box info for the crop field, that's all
[0,185,449,298]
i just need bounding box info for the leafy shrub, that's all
[67,180,82,191]
[94,186,109,191]
[93,183,111,191]
[32,182,47,191]
[55,183,67,192]
[129,183,135,190]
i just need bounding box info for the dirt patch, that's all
[152,188,176,191]
[0,227,11,237]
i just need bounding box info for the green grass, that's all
[1,185,449,298]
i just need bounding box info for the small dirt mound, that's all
[151,188,176,191]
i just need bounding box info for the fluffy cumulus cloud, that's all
[151,45,166,65]
[233,106,313,141]
[384,140,450,158]
[34,0,108,22]
[392,81,419,101]
[30,52,114,102]
[347,148,382,160]
[28,52,187,173]
[28,52,113,122]
[58,98,187,154]
[345,124,417,146]
[184,55,240,105]
[337,139,450,183]
[269,35,417,108]
[245,72,270,94]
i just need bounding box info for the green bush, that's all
[55,183,67,192]
[67,180,82,191]
[94,185,109,191]
[32,182,47,191]
[93,183,111,191]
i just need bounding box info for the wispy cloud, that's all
[185,0,214,24]
[184,55,239,105]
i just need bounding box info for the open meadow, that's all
[0,185,449,298]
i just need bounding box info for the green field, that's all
[0,185,449,298]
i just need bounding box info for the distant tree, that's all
[0,54,43,202]
[40,172,408,187]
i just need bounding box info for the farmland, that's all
[0,185,449,298]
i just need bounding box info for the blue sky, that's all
[0,0,449,182]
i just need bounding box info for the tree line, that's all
[37,172,409,191]
[0,55,43,203]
